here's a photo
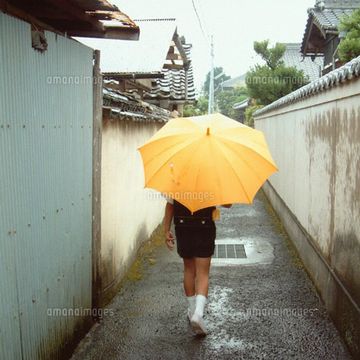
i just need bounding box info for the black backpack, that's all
[173,200,215,228]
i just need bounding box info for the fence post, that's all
[92,49,102,312]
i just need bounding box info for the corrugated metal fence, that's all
[0,13,94,359]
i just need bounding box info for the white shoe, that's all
[187,308,193,322]
[190,313,207,335]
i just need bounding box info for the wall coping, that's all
[254,55,360,117]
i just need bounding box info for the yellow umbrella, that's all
[138,113,278,212]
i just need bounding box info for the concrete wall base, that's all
[99,224,164,307]
[262,181,360,358]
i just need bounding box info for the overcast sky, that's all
[114,0,316,90]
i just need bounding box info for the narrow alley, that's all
[71,192,351,360]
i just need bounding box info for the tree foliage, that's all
[183,96,208,117]
[338,9,360,62]
[246,40,309,105]
[253,40,286,70]
[184,69,248,120]
[244,103,263,128]
[203,66,230,96]
[217,87,248,118]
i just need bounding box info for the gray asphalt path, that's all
[71,191,351,360]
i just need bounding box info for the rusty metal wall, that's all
[0,13,93,359]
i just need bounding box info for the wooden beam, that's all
[16,5,70,20]
[125,79,151,92]
[0,0,141,39]
[166,53,181,61]
[173,33,189,65]
[73,0,116,12]
[43,0,105,32]
[163,63,184,70]
[103,72,164,80]
[84,10,117,20]
[67,26,139,40]
[0,1,62,34]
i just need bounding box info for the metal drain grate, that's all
[213,244,246,259]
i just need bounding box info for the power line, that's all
[191,0,208,42]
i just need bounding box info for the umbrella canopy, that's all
[138,113,278,212]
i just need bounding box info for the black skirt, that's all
[175,224,216,258]
[173,200,216,258]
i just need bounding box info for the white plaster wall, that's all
[255,78,360,304]
[101,118,165,291]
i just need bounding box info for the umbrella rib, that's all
[216,134,278,172]
[217,137,278,199]
[209,138,223,203]
[175,138,205,192]
[213,138,252,203]
[144,137,203,186]
[140,132,198,156]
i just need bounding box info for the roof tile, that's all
[254,55,360,117]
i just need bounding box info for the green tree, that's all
[338,9,360,62]
[216,87,248,119]
[246,40,309,105]
[244,103,263,128]
[183,96,208,117]
[253,40,286,70]
[203,67,230,96]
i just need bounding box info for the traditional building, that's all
[232,98,251,123]
[0,0,139,40]
[78,18,195,116]
[220,74,247,91]
[301,0,360,74]
[282,43,324,82]
[102,84,170,122]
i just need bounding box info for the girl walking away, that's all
[163,197,231,336]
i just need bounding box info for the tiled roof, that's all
[220,74,247,89]
[144,44,195,101]
[282,43,323,82]
[308,7,355,31]
[301,1,359,53]
[103,86,170,122]
[254,55,360,117]
[233,98,250,110]
[323,0,360,9]
[75,19,177,73]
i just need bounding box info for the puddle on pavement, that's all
[221,206,260,218]
[211,237,274,266]
[205,286,252,351]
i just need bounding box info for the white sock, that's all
[187,295,196,313]
[194,294,207,317]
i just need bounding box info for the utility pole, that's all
[208,35,214,114]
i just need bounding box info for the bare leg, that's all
[183,258,196,296]
[195,257,211,297]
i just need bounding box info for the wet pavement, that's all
[71,191,351,360]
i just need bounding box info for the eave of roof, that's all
[282,43,323,82]
[76,19,178,73]
[103,86,170,122]
[220,74,247,88]
[233,98,250,110]
[301,6,357,54]
[103,72,165,80]
[0,0,139,40]
[254,55,360,117]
